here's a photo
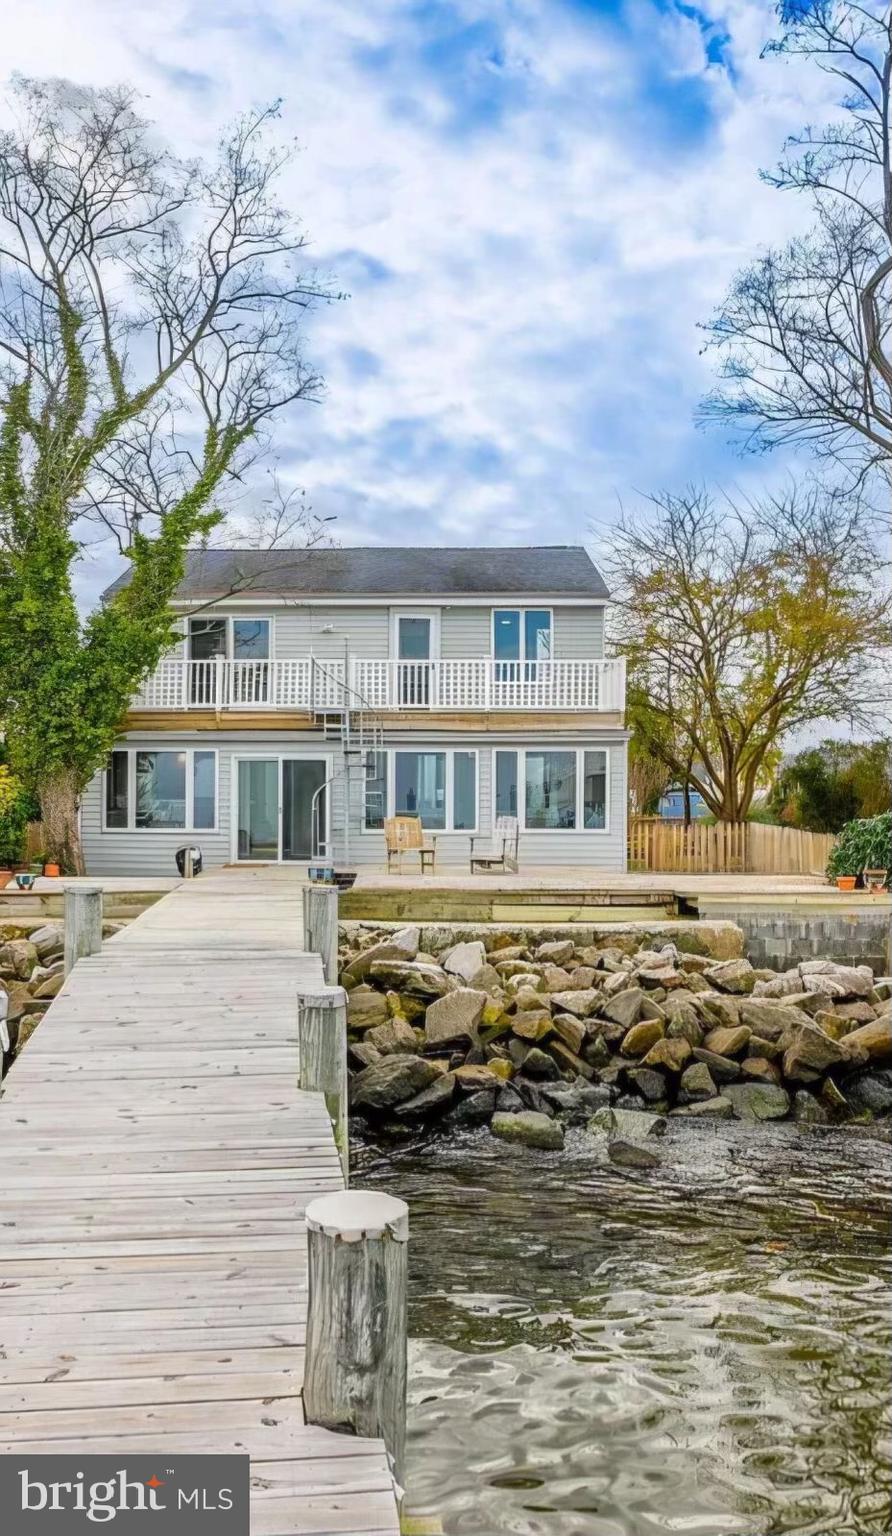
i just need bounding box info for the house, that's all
[81,545,628,874]
[658,786,709,820]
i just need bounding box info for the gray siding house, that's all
[82,546,628,875]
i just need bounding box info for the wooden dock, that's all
[0,869,400,1535]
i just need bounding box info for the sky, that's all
[1,0,844,604]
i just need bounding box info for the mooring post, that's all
[303,882,339,984]
[298,987,349,1179]
[303,1189,409,1485]
[63,885,103,976]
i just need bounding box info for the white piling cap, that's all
[306,1189,409,1243]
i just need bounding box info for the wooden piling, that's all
[299,987,349,1178]
[303,1188,409,1484]
[303,883,339,984]
[63,885,103,975]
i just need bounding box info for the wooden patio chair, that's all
[469,816,520,875]
[384,816,437,874]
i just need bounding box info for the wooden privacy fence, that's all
[629,818,837,875]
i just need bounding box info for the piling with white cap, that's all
[302,882,339,984]
[298,987,349,1178]
[303,1188,409,1481]
[63,886,103,975]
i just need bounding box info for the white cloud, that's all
[1,0,848,607]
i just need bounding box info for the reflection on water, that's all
[353,1119,892,1536]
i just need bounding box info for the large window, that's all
[525,750,577,829]
[394,752,446,829]
[495,750,518,819]
[105,749,217,831]
[493,748,611,832]
[364,750,387,830]
[188,616,270,659]
[453,752,477,830]
[583,750,607,830]
[493,608,552,662]
[136,751,187,829]
[364,751,478,832]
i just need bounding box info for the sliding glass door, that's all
[236,757,328,861]
[282,760,327,861]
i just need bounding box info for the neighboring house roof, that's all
[101,545,609,602]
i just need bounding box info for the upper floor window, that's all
[188,617,271,660]
[493,609,552,662]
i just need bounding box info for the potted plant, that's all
[43,860,61,878]
[827,811,892,892]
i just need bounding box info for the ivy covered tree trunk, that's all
[0,81,328,880]
[38,768,85,876]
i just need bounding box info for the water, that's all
[353,1119,892,1536]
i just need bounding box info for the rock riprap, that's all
[338,924,892,1141]
[1,923,65,1067]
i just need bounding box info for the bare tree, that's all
[701,0,892,481]
[0,76,335,869]
[600,484,890,822]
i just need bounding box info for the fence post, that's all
[64,886,103,976]
[298,986,349,1179]
[303,1189,409,1484]
[303,882,339,984]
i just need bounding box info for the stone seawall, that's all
[340,920,892,1145]
[697,899,891,975]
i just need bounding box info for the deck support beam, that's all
[63,885,103,975]
[304,1189,409,1485]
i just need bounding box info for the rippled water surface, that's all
[353,1120,892,1536]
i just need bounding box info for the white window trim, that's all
[187,614,275,660]
[363,748,479,834]
[491,606,554,661]
[389,609,441,660]
[495,746,611,834]
[102,748,220,834]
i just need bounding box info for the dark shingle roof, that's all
[102,545,609,601]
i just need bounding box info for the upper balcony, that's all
[130,656,626,715]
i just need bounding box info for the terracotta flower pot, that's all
[0,869,13,890]
[43,863,61,878]
[836,875,857,891]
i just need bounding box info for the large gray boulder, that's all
[722,1083,791,1120]
[368,960,453,998]
[588,1106,667,1140]
[739,999,814,1039]
[491,1110,564,1150]
[536,939,576,965]
[549,988,601,1017]
[0,940,38,982]
[424,988,487,1047]
[364,1018,419,1055]
[342,926,419,982]
[600,987,645,1028]
[27,924,64,962]
[442,940,487,984]
[346,987,389,1032]
[704,958,757,994]
[350,1055,441,1111]
[782,1021,848,1081]
[395,1071,457,1118]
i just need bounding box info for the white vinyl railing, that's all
[352,658,626,711]
[132,657,346,711]
[131,656,625,712]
